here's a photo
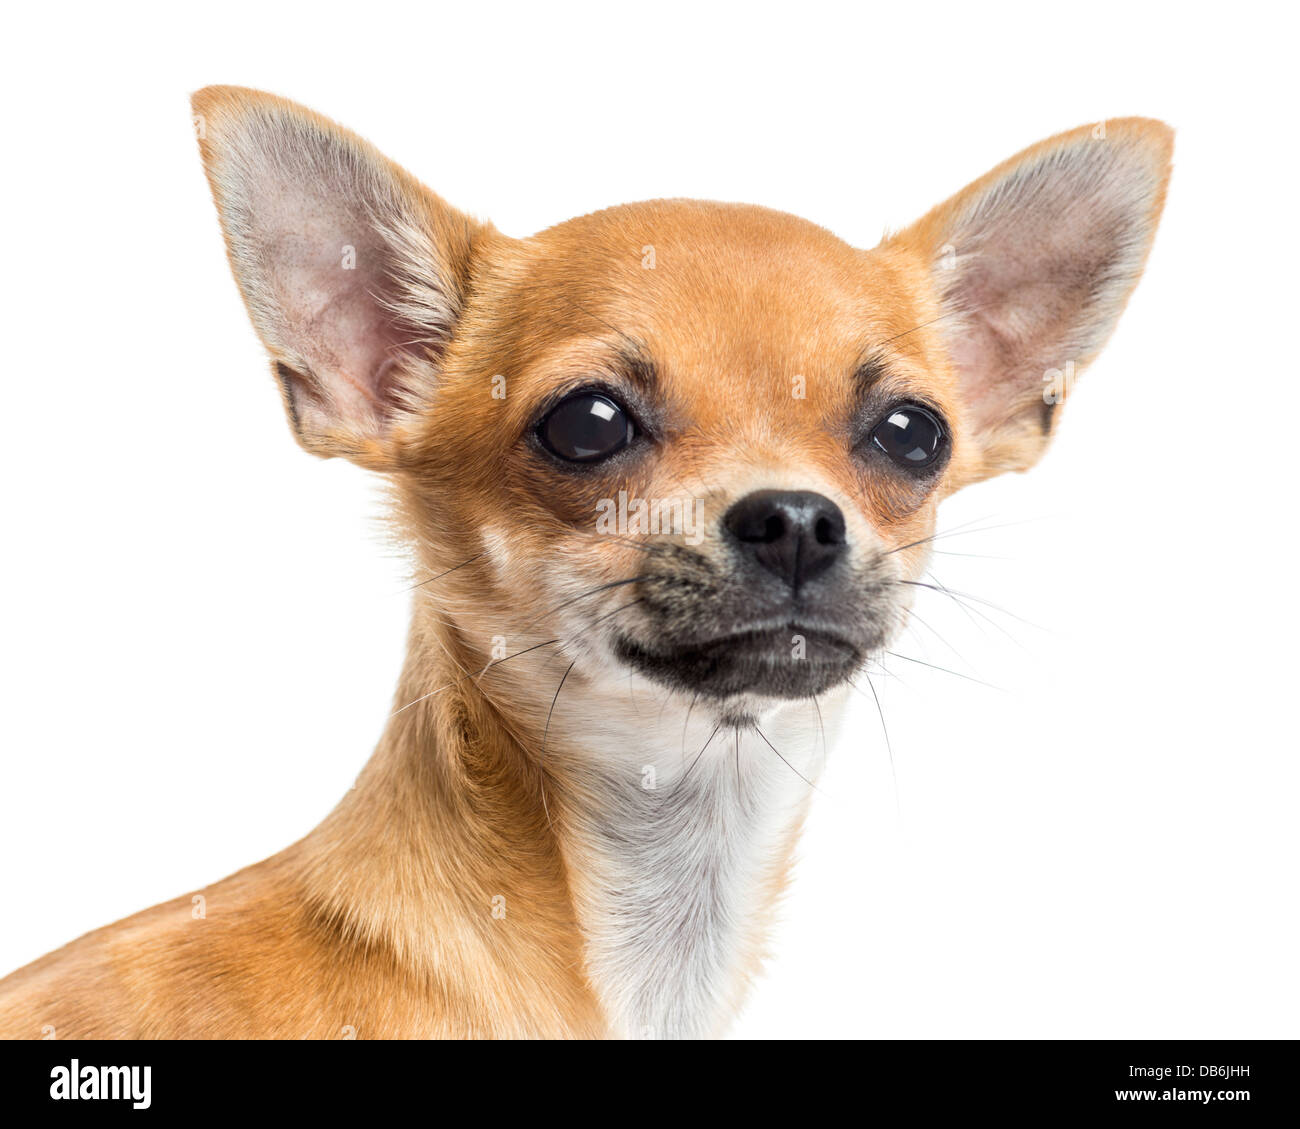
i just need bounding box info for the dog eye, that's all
[537,391,635,463]
[869,404,947,469]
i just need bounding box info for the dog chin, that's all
[612,625,864,702]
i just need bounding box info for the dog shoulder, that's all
[0,858,404,1039]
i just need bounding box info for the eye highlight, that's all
[537,390,635,463]
[869,404,948,469]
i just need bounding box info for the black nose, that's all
[723,489,848,590]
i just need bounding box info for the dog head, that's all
[193,88,1170,721]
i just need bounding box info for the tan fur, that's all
[0,90,1172,1039]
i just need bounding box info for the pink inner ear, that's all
[255,183,405,436]
[950,265,1105,433]
[940,143,1158,437]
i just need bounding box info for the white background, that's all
[1,2,1295,1038]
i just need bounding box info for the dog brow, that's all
[851,352,892,396]
[616,345,658,397]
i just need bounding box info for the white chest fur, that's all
[552,695,842,1038]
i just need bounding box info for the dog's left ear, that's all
[886,119,1173,481]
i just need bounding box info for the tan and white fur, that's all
[0,89,1171,1039]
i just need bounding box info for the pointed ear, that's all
[191,86,486,469]
[887,118,1173,479]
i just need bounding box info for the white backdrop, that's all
[1,2,1295,1038]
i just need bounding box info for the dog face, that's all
[193,89,1171,720]
[412,204,956,709]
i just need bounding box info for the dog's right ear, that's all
[191,86,485,469]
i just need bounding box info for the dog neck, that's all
[295,615,842,1038]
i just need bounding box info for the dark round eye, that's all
[538,391,635,463]
[869,404,947,469]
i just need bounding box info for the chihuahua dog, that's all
[0,88,1170,1039]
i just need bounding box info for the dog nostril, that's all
[814,514,844,545]
[760,515,786,543]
